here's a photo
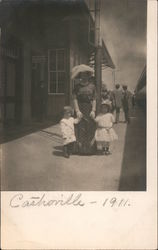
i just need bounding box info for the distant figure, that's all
[93,103,118,155]
[60,106,81,158]
[122,85,131,123]
[101,84,114,112]
[132,91,136,108]
[112,84,123,123]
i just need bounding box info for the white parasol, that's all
[71,64,94,80]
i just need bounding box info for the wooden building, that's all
[0,0,114,125]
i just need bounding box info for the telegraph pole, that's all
[95,0,102,108]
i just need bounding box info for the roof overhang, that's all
[101,40,115,69]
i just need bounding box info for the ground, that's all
[1,106,146,191]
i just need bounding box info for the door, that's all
[2,37,23,125]
[31,56,47,120]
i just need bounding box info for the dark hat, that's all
[115,84,120,89]
[102,83,107,91]
[122,84,127,90]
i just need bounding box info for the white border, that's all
[1,1,157,249]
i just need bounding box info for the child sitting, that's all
[94,102,118,155]
[60,106,82,158]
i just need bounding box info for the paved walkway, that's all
[1,107,146,191]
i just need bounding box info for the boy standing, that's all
[122,85,131,123]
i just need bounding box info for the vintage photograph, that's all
[0,0,147,191]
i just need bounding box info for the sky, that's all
[87,0,147,91]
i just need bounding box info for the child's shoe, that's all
[63,146,70,158]
[104,147,111,155]
[105,150,111,155]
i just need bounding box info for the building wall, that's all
[0,2,93,124]
[14,18,70,121]
[44,22,70,119]
[0,28,23,125]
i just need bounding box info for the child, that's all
[94,102,118,155]
[60,106,81,158]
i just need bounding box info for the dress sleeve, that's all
[60,120,67,138]
[73,118,80,124]
[72,85,80,112]
[72,84,79,100]
[92,84,97,100]
[111,114,115,123]
[91,84,97,112]
[94,116,100,123]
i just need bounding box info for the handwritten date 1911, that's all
[102,198,131,207]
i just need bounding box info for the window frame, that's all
[48,48,66,95]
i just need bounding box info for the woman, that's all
[72,65,97,155]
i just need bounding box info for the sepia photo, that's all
[0,0,147,191]
[0,0,157,249]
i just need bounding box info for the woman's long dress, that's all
[73,82,96,155]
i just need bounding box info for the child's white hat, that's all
[63,106,73,114]
[101,99,112,106]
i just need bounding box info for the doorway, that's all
[31,56,48,121]
[2,36,23,125]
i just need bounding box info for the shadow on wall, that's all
[119,106,146,191]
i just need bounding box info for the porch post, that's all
[95,0,102,108]
[21,42,32,123]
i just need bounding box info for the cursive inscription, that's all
[9,193,131,208]
[10,193,85,208]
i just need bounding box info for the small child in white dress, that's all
[60,106,81,158]
[94,102,118,155]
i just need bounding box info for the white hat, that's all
[71,64,94,80]
[101,99,112,106]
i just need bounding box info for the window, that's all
[48,49,66,94]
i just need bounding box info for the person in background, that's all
[60,106,82,158]
[122,85,132,123]
[132,90,136,108]
[93,102,118,155]
[112,84,123,123]
[101,83,114,112]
